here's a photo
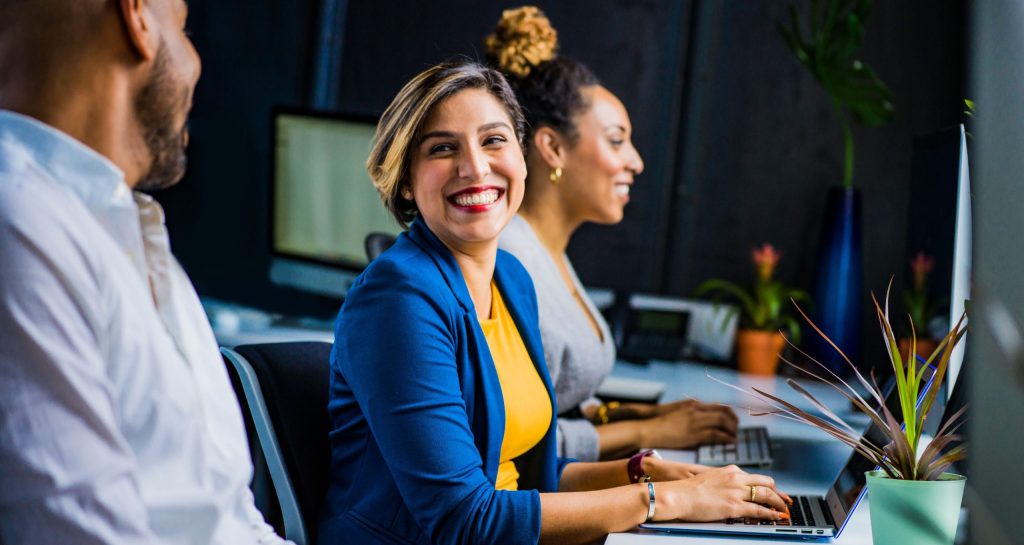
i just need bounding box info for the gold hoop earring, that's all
[550,167,563,185]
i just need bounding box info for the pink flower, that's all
[752,243,781,281]
[910,251,934,291]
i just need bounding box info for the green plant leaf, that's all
[922,443,967,481]
[696,279,758,328]
[872,292,917,444]
[778,0,894,188]
[777,316,798,345]
[915,313,968,446]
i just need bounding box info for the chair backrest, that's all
[222,342,332,545]
[364,232,397,262]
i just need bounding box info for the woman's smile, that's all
[448,185,506,211]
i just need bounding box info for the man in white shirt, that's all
[0,1,290,544]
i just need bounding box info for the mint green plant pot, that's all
[866,470,965,545]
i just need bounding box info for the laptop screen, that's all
[830,421,890,512]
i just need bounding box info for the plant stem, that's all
[838,105,854,189]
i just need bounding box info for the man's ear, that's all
[532,126,567,169]
[118,0,157,61]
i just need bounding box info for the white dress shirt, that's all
[0,110,290,545]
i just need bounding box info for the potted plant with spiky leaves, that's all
[730,289,967,545]
[696,244,812,375]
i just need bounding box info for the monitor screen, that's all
[269,109,402,298]
[903,124,971,391]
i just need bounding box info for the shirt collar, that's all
[0,109,132,214]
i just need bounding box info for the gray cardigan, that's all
[498,215,616,461]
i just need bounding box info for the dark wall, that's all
[162,0,966,337]
[158,0,328,316]
[657,1,966,362]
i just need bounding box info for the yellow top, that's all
[479,282,552,490]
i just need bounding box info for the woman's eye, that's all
[483,135,507,146]
[428,143,455,154]
[609,139,625,148]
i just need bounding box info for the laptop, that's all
[642,366,930,539]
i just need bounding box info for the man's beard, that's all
[134,44,190,193]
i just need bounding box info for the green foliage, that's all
[963,98,976,139]
[902,288,947,338]
[695,276,811,344]
[778,0,895,188]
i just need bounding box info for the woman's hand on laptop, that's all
[651,465,791,523]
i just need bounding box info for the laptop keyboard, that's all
[723,495,825,531]
[697,426,772,466]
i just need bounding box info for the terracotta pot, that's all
[735,330,786,376]
[898,337,939,363]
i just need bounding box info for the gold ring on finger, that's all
[750,485,757,502]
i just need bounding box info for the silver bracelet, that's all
[645,482,656,522]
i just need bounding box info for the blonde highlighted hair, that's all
[367,60,526,228]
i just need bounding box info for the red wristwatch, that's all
[628,449,658,483]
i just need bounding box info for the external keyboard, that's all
[696,426,773,466]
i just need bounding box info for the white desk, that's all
[604,360,874,545]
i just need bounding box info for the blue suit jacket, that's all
[318,219,571,545]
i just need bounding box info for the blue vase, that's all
[811,187,863,375]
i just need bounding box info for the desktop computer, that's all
[268,108,402,299]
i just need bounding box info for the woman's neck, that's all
[448,243,498,321]
[519,196,580,258]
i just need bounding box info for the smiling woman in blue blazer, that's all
[318,60,791,545]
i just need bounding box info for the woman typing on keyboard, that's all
[317,59,790,545]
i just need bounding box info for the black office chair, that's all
[222,342,333,545]
[364,232,397,262]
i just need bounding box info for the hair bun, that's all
[485,6,558,78]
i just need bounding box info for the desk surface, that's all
[605,360,874,545]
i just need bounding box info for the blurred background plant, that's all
[778,0,895,189]
[696,244,811,344]
[902,251,947,340]
[963,98,976,139]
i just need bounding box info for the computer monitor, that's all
[903,124,972,394]
[268,108,402,299]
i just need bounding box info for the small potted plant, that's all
[730,289,967,545]
[900,251,946,361]
[695,244,811,375]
